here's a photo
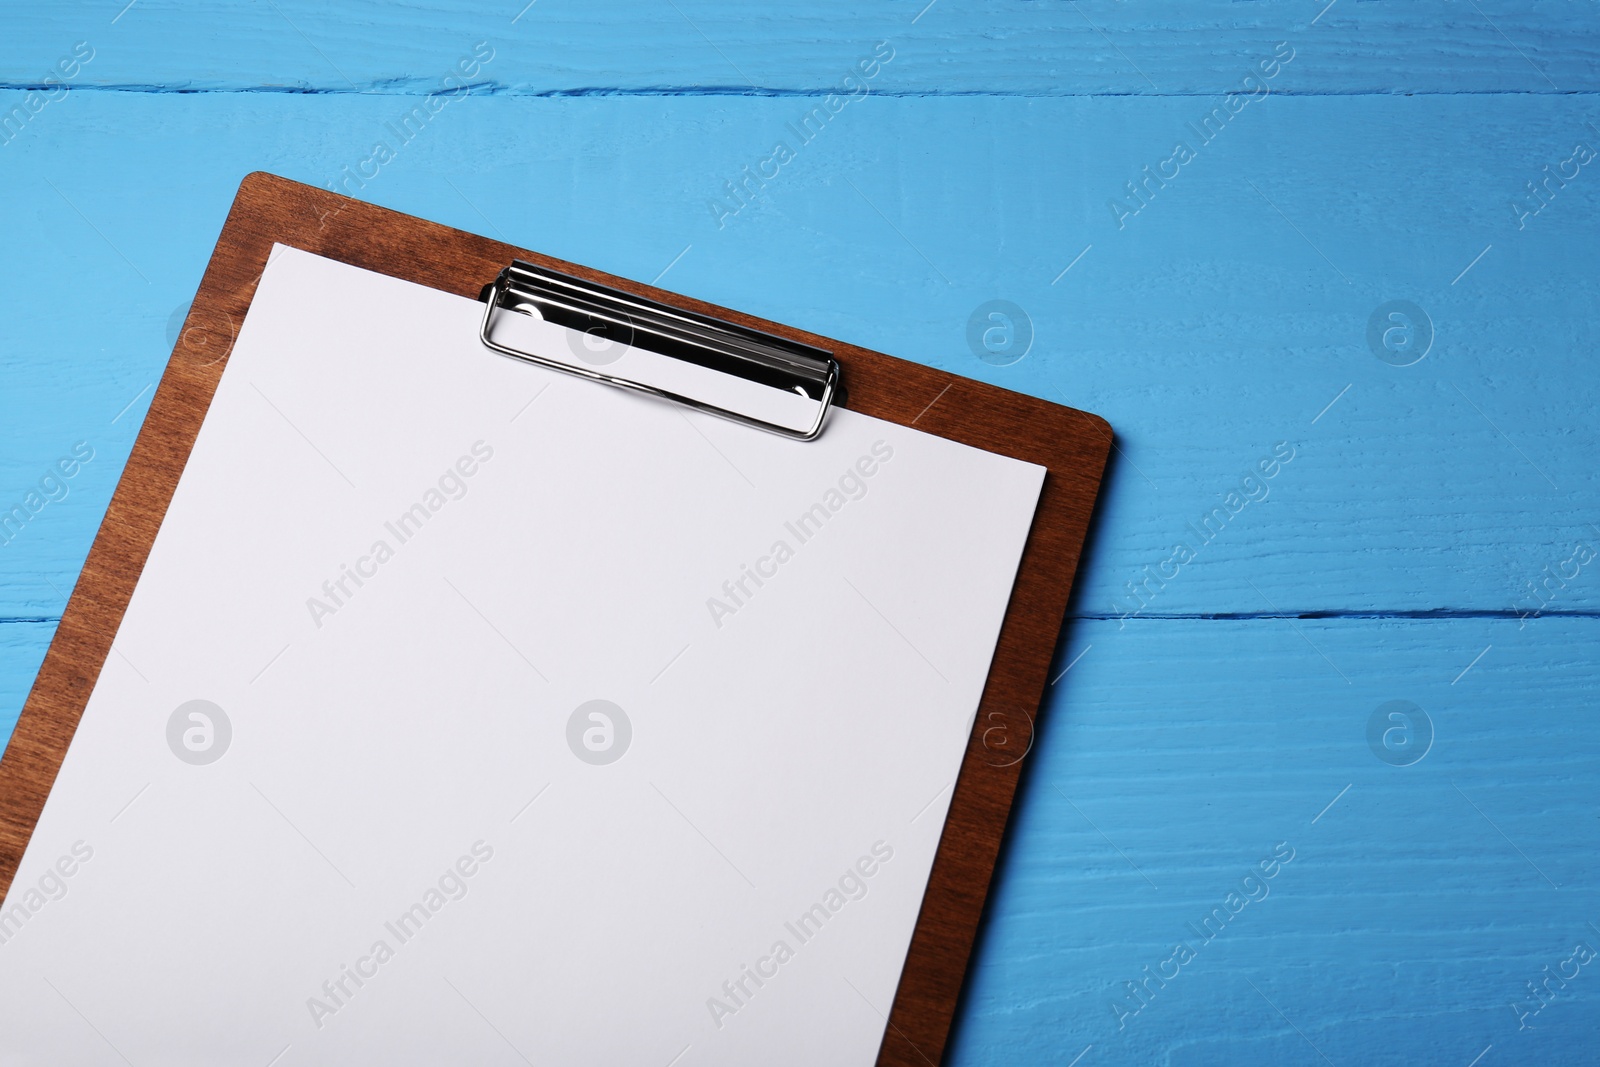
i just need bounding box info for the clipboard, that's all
[0,172,1110,1066]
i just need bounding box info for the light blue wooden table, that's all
[3,3,1597,1063]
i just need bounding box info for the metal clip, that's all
[480,261,839,440]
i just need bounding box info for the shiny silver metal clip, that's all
[480,260,840,440]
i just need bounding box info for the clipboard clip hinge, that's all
[479,261,840,440]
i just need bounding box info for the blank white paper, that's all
[0,247,1044,1066]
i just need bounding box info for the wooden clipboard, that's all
[0,172,1110,1066]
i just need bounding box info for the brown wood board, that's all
[0,172,1110,1066]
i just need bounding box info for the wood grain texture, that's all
[2,4,1598,1064]
[0,172,1109,1066]
[951,616,1600,1066]
[2,0,1597,94]
[0,92,1594,635]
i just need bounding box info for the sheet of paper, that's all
[0,247,1044,1066]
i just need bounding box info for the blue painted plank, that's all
[0,93,1595,624]
[1,1,1597,96]
[952,616,1600,1066]
[0,48,1596,1067]
[0,622,59,744]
